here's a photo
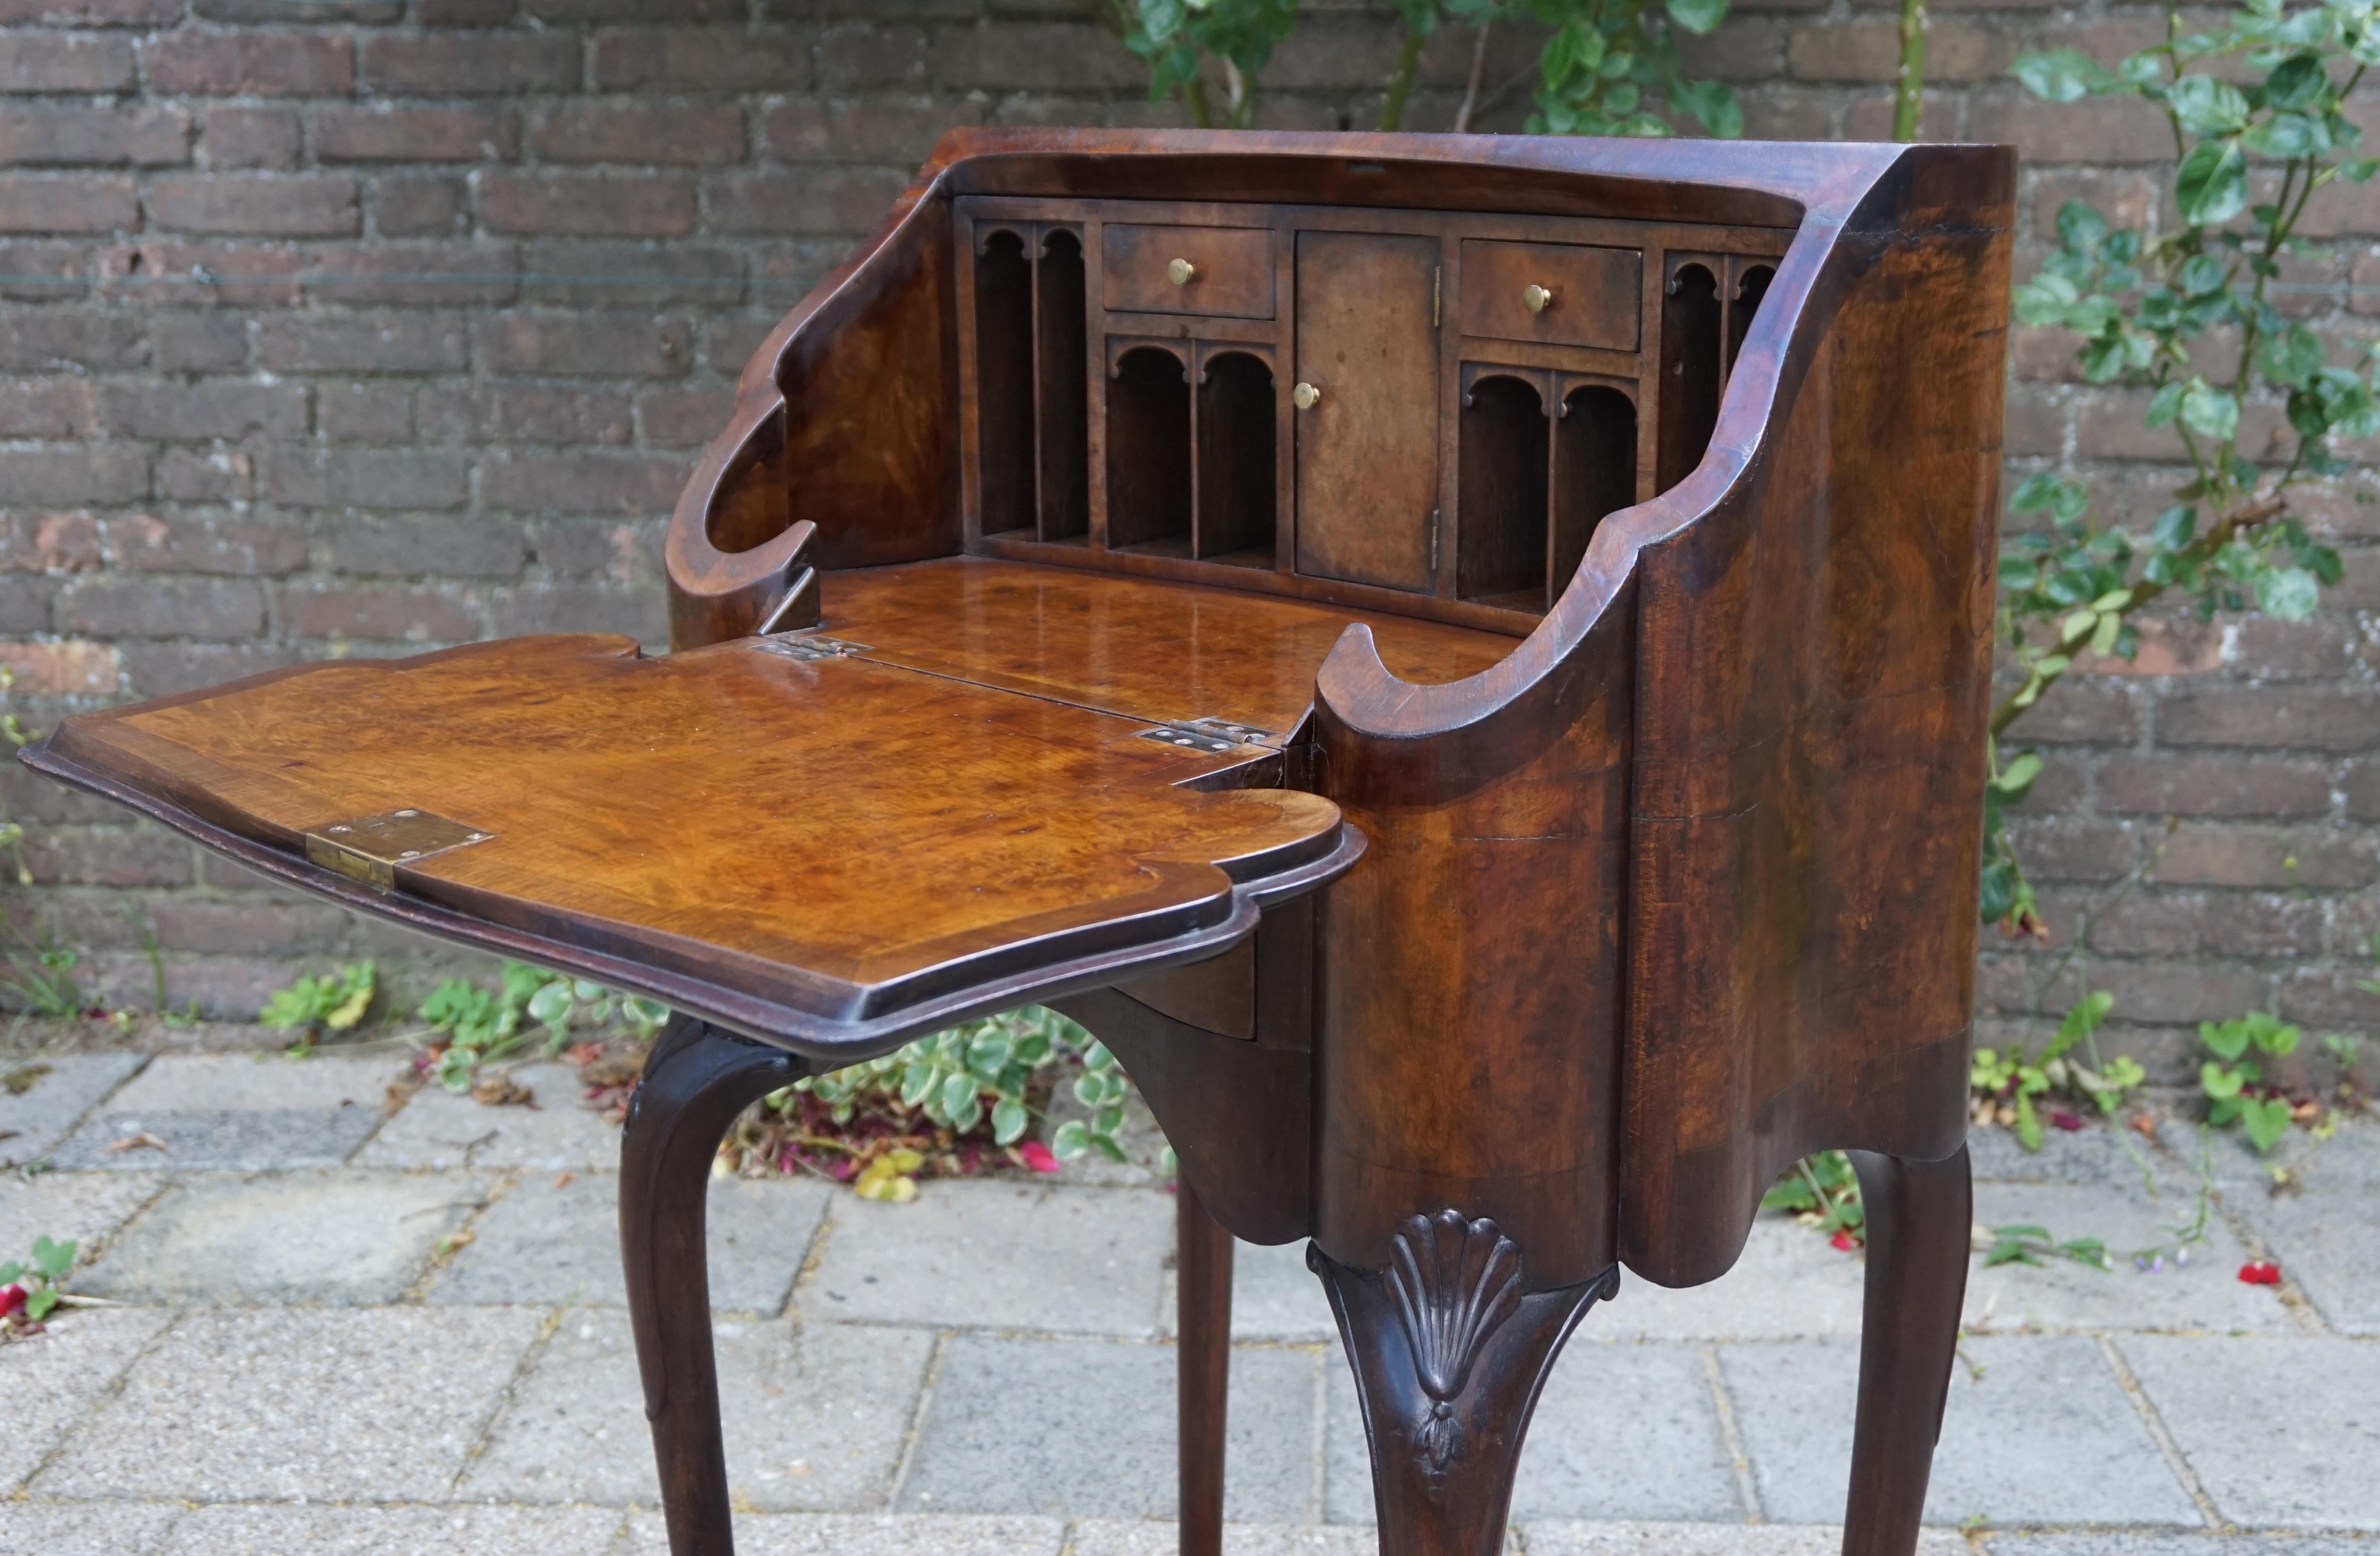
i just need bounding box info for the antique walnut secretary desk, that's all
[24,130,2012,1556]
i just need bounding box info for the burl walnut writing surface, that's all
[25,130,2012,1556]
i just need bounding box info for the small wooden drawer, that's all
[1459,240,1640,352]
[1103,224,1275,319]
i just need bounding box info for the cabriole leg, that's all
[1842,1146,1973,1556]
[1310,1210,1618,1556]
[1177,1177,1235,1556]
[619,1015,805,1556]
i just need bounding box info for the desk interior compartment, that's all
[1036,228,1091,541]
[974,225,1038,537]
[1194,347,1276,566]
[1107,343,1194,554]
[1553,382,1637,600]
[1456,369,1551,612]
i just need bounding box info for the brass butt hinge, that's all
[1429,509,1441,575]
[1138,716,1277,754]
[1432,265,1442,329]
[304,809,491,893]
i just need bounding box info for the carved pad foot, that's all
[1311,1211,1618,1556]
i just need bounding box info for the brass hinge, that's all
[1138,724,1252,755]
[753,634,870,663]
[1181,716,1275,747]
[1429,509,1441,575]
[304,809,491,893]
[1431,264,1442,329]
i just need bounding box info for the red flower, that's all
[1016,1140,1060,1175]
[2047,1108,2085,1132]
[1830,1231,1860,1252]
[0,1284,25,1320]
[2238,1260,2282,1286]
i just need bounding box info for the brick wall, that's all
[0,0,2374,1080]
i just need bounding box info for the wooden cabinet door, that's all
[1293,232,1441,593]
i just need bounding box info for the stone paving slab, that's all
[107,1052,394,1113]
[2229,1189,2380,1336]
[1984,1539,2380,1556]
[1592,1222,1865,1342]
[156,1502,630,1556]
[0,1169,158,1274]
[801,1181,1172,1336]
[1966,1182,2290,1335]
[430,1169,829,1313]
[2115,1335,2380,1529]
[77,1170,489,1306]
[34,1306,546,1503]
[360,1062,623,1171]
[464,1307,934,1512]
[1323,1340,1744,1524]
[1068,1520,1377,1556]
[1969,1123,2188,1188]
[2153,1117,2380,1191]
[50,1106,384,1171]
[0,1307,174,1494]
[1157,1235,1338,1343]
[0,1498,182,1556]
[1719,1334,2201,1527]
[623,1511,1068,1556]
[899,1335,1319,1520]
[1522,1523,1970,1556]
[0,1052,144,1166]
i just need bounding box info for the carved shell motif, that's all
[1385,1209,1524,1403]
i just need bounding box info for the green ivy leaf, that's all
[2180,379,2241,440]
[1665,0,1728,34]
[991,1097,1028,1146]
[2168,74,2253,134]
[1051,1119,1091,1159]
[2176,137,2249,224]
[2256,565,2321,619]
[2014,48,2119,102]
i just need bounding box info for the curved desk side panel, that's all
[1620,148,2013,1287]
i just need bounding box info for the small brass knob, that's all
[1522,283,1554,314]
[1292,381,1321,410]
[1167,257,1196,286]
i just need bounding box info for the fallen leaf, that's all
[472,1072,533,1107]
[104,1132,165,1154]
[553,1172,576,1189]
[1,1064,50,1095]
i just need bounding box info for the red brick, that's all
[1786,20,2006,82]
[315,381,412,443]
[141,31,353,96]
[0,174,136,233]
[2083,959,2274,1026]
[480,449,689,513]
[529,513,657,577]
[521,240,742,307]
[0,637,116,695]
[418,0,516,22]
[2157,689,2380,753]
[104,511,308,575]
[58,576,263,638]
[254,310,467,373]
[148,175,358,238]
[0,238,89,302]
[637,383,731,448]
[473,313,691,377]
[322,515,527,579]
[358,32,577,95]
[2001,816,2139,882]
[0,106,187,166]
[151,311,250,372]
[18,828,192,888]
[155,447,255,503]
[589,27,813,92]
[816,21,931,88]
[2155,825,2378,890]
[2227,617,2358,682]
[528,102,747,166]
[705,166,912,236]
[315,104,519,164]
[275,583,480,642]
[118,638,299,697]
[480,384,633,444]
[2097,755,2334,818]
[487,578,664,639]
[0,446,146,505]
[702,314,777,375]
[263,447,469,509]
[100,379,305,441]
[2089,890,2324,958]
[0,32,133,92]
[481,174,697,238]
[0,0,180,20]
[1964,94,2173,167]
[145,898,351,957]
[930,21,1140,92]
[1996,676,2141,746]
[197,106,301,171]
[97,242,301,306]
[368,174,468,237]
[307,242,521,306]
[0,376,92,438]
[763,96,977,162]
[528,0,741,16]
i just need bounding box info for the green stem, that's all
[1892,0,1927,141]
[1180,75,1216,128]
[1381,26,1427,133]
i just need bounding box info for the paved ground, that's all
[0,1047,2373,1556]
